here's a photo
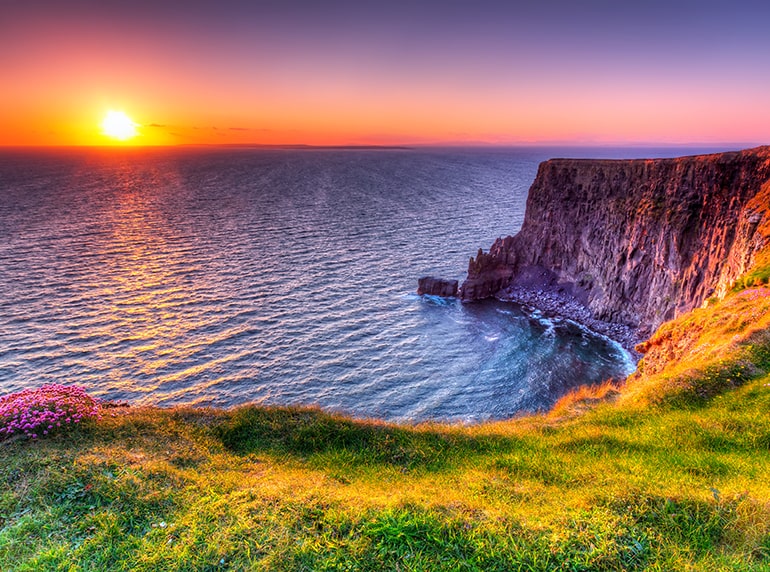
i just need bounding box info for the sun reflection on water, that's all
[87,161,212,399]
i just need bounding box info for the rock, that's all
[459,146,770,339]
[418,276,458,297]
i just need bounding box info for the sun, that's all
[101,110,138,141]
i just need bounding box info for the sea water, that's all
[0,146,720,422]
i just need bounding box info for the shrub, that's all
[0,384,100,440]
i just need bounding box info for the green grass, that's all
[2,373,770,571]
[4,284,770,570]
[732,253,770,293]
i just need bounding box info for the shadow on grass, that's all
[213,405,523,471]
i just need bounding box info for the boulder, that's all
[418,276,458,297]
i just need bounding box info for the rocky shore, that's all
[497,285,643,354]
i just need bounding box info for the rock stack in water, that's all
[417,277,458,297]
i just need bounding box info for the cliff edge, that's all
[459,146,770,338]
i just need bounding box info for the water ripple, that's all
[0,147,636,422]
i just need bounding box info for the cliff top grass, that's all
[4,269,770,570]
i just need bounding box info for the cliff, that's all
[459,146,770,338]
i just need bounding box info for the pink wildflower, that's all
[0,384,101,440]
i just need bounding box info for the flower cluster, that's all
[0,384,100,440]
[738,287,770,301]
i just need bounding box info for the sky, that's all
[2,0,769,146]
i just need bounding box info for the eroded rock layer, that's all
[460,146,770,337]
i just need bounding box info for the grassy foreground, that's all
[3,289,770,570]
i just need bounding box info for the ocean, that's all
[0,146,723,422]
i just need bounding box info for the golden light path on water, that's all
[94,159,250,403]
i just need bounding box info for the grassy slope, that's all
[3,284,770,570]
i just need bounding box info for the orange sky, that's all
[2,0,769,147]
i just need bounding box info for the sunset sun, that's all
[101,110,138,141]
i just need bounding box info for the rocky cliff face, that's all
[460,146,770,338]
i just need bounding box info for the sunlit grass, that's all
[3,267,770,569]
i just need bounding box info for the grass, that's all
[4,279,770,569]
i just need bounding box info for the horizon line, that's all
[0,141,766,150]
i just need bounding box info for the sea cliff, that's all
[459,146,770,339]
